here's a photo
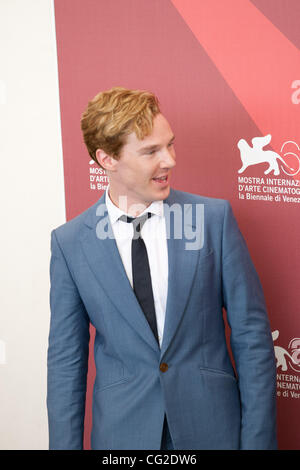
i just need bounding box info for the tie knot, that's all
[119,213,152,238]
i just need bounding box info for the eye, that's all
[146,149,156,155]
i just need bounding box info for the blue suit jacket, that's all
[47,189,277,450]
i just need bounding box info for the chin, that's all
[141,184,171,206]
[159,185,171,200]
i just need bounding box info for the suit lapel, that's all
[80,194,160,353]
[159,190,202,359]
[80,190,202,358]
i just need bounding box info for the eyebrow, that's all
[137,135,175,154]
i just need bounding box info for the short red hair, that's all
[81,87,161,166]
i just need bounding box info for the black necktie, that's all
[119,213,159,344]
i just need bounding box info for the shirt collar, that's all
[105,188,164,225]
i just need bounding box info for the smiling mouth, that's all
[152,175,168,183]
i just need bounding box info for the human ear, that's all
[95,149,118,171]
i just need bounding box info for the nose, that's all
[160,147,176,169]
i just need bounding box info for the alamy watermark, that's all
[291,80,300,104]
[95,199,204,251]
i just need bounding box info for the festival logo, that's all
[272,330,300,373]
[272,330,300,399]
[237,135,300,177]
[236,136,300,204]
[88,159,109,191]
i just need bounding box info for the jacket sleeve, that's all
[221,201,277,450]
[47,230,90,450]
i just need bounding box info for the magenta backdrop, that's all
[54,0,300,449]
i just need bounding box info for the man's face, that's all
[109,113,176,212]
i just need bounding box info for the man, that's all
[47,87,277,450]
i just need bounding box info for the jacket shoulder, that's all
[51,199,101,245]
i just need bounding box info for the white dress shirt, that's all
[105,190,168,347]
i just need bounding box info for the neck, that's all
[108,188,150,217]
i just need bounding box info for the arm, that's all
[221,201,277,450]
[47,230,90,450]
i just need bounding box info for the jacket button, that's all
[160,362,168,373]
